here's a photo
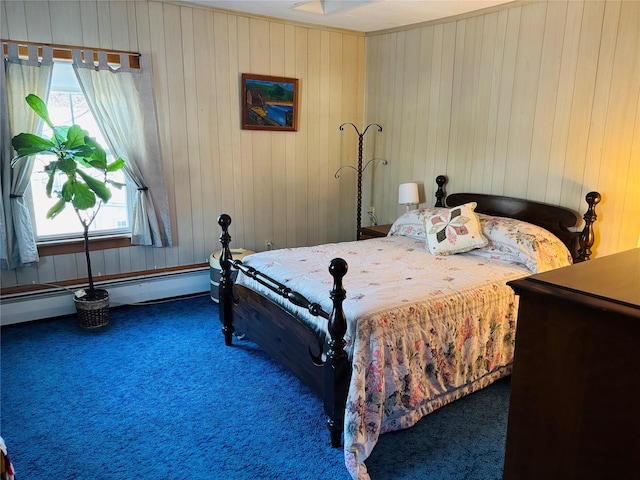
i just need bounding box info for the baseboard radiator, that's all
[0,268,210,326]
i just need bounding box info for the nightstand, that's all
[358,224,392,240]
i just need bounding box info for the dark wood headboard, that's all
[432,175,601,262]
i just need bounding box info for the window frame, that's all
[27,61,135,244]
[4,39,172,262]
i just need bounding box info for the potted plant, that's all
[11,94,125,328]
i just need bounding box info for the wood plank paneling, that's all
[126,0,139,53]
[107,0,130,51]
[228,15,247,251]
[95,0,113,49]
[249,18,273,252]
[269,22,287,251]
[147,0,170,271]
[212,11,234,229]
[163,3,191,266]
[623,90,640,252]
[79,1,100,48]
[1,2,10,39]
[597,0,640,252]
[398,28,420,187]
[560,0,605,208]
[527,1,567,200]
[469,12,496,194]
[237,15,256,251]
[235,15,255,251]
[50,0,82,46]
[181,6,205,264]
[422,25,441,202]
[6,0,637,296]
[581,0,620,213]
[365,0,640,257]
[504,1,545,197]
[482,9,508,193]
[193,9,219,260]
[283,24,297,247]
[3,1,27,40]
[294,26,309,247]
[491,6,520,195]
[4,0,364,292]
[23,1,51,43]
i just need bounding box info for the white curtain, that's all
[0,44,52,269]
[72,50,172,247]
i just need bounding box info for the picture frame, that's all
[241,73,299,131]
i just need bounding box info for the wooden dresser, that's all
[503,248,640,480]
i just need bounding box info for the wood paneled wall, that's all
[364,0,639,257]
[0,0,365,289]
[2,0,638,292]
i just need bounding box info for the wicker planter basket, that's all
[74,289,110,329]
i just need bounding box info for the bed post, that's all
[217,214,235,346]
[435,175,447,207]
[325,257,350,448]
[576,191,601,262]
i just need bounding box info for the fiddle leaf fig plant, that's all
[11,94,126,300]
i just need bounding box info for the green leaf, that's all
[10,133,55,165]
[25,94,54,129]
[45,163,57,198]
[85,137,107,168]
[60,179,74,202]
[87,157,107,170]
[77,169,112,203]
[11,132,55,151]
[56,157,78,175]
[75,157,94,169]
[67,145,95,158]
[65,125,89,149]
[106,157,125,172]
[46,198,67,219]
[107,179,126,189]
[52,125,69,145]
[71,182,97,210]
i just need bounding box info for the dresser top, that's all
[514,248,640,311]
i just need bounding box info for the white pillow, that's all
[388,207,448,240]
[423,202,488,255]
[467,214,573,273]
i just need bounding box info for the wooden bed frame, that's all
[217,175,601,447]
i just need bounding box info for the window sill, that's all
[38,236,132,257]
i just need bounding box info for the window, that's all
[3,41,171,270]
[29,62,133,241]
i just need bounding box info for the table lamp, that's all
[398,183,419,212]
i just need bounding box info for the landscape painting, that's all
[241,74,298,131]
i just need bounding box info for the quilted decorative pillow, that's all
[467,214,573,273]
[422,202,488,255]
[388,207,448,240]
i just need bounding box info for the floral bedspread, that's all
[235,235,530,479]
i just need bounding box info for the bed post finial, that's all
[576,191,601,262]
[325,257,350,448]
[435,175,447,207]
[218,214,235,345]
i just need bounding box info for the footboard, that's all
[217,214,350,447]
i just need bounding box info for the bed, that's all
[216,176,601,480]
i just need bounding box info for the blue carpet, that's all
[1,295,510,479]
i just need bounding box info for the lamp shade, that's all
[398,182,419,205]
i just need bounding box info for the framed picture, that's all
[241,73,299,131]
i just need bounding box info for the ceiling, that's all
[184,0,515,33]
